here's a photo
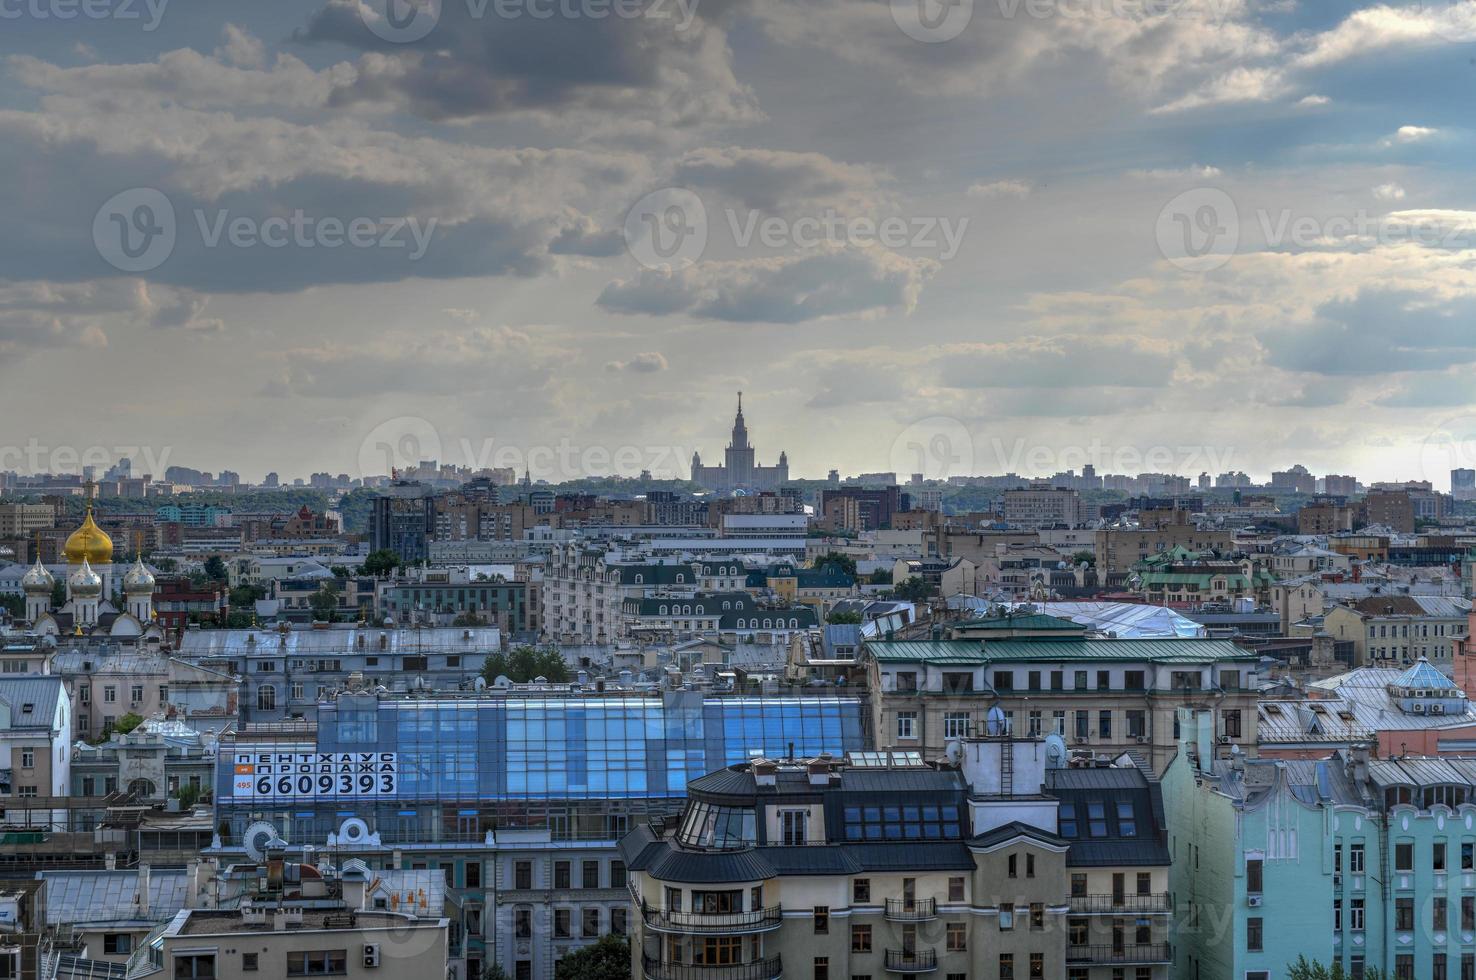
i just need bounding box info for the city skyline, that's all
[2,1,1475,486]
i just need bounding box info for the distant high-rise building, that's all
[1271,464,1316,494]
[1324,474,1359,496]
[1453,468,1476,501]
[689,393,790,492]
[263,471,279,488]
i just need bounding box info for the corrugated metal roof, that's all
[0,677,66,730]
[176,626,502,657]
[868,638,1254,665]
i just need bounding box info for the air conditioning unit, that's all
[1412,703,1426,714]
[1431,704,1445,715]
[363,944,380,968]
[1247,895,1263,908]
[1218,735,1231,744]
[1135,735,1148,744]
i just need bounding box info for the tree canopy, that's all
[1287,957,1386,980]
[811,551,857,579]
[553,935,630,980]
[481,646,570,684]
[362,549,401,577]
[892,576,935,602]
[827,609,862,625]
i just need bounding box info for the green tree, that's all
[482,646,570,684]
[1070,550,1095,567]
[811,551,857,580]
[175,783,202,809]
[113,712,144,736]
[481,965,512,980]
[229,584,265,608]
[553,935,630,980]
[453,610,487,627]
[892,576,934,602]
[827,609,862,625]
[1287,956,1387,980]
[869,569,894,585]
[153,556,178,573]
[362,549,400,577]
[0,594,23,618]
[50,579,67,609]
[203,555,228,582]
[309,582,340,622]
[329,565,353,579]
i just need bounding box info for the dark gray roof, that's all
[1045,764,1171,867]
[622,837,974,882]
[970,821,1068,850]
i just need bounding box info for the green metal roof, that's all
[955,614,1085,632]
[867,638,1256,665]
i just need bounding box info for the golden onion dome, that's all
[63,505,113,566]
[68,557,104,598]
[21,557,54,595]
[123,556,156,594]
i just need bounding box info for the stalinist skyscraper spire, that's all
[690,393,789,492]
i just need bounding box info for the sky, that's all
[4,0,1476,488]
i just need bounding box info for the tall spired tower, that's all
[724,392,756,487]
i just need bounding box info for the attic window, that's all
[1263,704,1282,716]
[20,703,34,714]
[1309,705,1327,715]
[1338,711,1355,722]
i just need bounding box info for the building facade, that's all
[690,396,791,493]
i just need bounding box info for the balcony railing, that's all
[639,903,783,934]
[1067,943,1173,965]
[884,898,937,921]
[884,949,938,973]
[1068,893,1172,914]
[642,955,783,980]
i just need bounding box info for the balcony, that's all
[1068,893,1172,915]
[1067,944,1172,965]
[885,898,937,922]
[884,949,938,974]
[642,956,782,980]
[639,904,783,934]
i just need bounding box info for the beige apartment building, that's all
[866,633,1260,773]
[0,502,56,537]
[1094,524,1236,575]
[0,677,71,806]
[1323,594,1471,667]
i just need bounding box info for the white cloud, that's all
[967,180,1032,199]
[1373,183,1407,201]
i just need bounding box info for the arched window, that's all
[660,606,668,615]
[635,574,643,584]
[257,685,277,711]
[127,778,157,799]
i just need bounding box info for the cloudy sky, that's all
[4,0,1476,487]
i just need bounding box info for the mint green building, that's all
[1166,703,1476,979]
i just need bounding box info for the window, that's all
[1334,899,1342,931]
[1247,917,1262,952]
[1071,873,1087,897]
[1351,898,1365,931]
[104,686,117,703]
[1396,843,1414,872]
[1396,955,1414,980]
[1060,803,1078,836]
[949,876,965,901]
[1027,854,1035,878]
[173,955,215,979]
[1008,854,1017,878]
[582,860,600,889]
[814,958,829,980]
[467,861,481,889]
[944,712,970,739]
[1350,843,1365,873]
[582,908,600,937]
[947,922,966,951]
[1124,670,1145,690]
[1000,903,1014,931]
[896,712,917,739]
[782,810,809,845]
[1098,711,1112,739]
[994,670,1014,690]
[514,908,532,938]
[1087,801,1108,837]
[256,685,276,712]
[1463,896,1474,931]
[853,878,870,903]
[20,750,33,770]
[1246,858,1263,893]
[611,907,628,936]
[1396,898,1414,932]
[104,934,132,955]
[1464,843,1475,871]
[610,861,626,888]
[1030,954,1044,980]
[1223,709,1242,738]
[515,861,532,890]
[554,908,571,938]
[286,951,347,976]
[1435,897,1449,929]
[1436,842,1448,872]
[1126,710,1145,738]
[130,684,144,703]
[999,953,1014,980]
[814,906,829,934]
[1136,872,1151,896]
[242,953,258,972]
[852,925,872,952]
[1117,802,1137,837]
[1029,903,1044,931]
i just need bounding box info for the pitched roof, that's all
[1395,657,1458,691]
[39,869,189,927]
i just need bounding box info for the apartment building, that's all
[866,635,1260,773]
[1323,594,1472,667]
[621,748,1069,980]
[1094,525,1236,576]
[1002,483,1084,529]
[0,677,70,804]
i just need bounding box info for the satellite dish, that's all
[944,740,964,766]
[242,821,281,863]
[338,817,370,845]
[986,705,1008,737]
[1044,733,1069,769]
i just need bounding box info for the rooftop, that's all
[867,637,1256,665]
